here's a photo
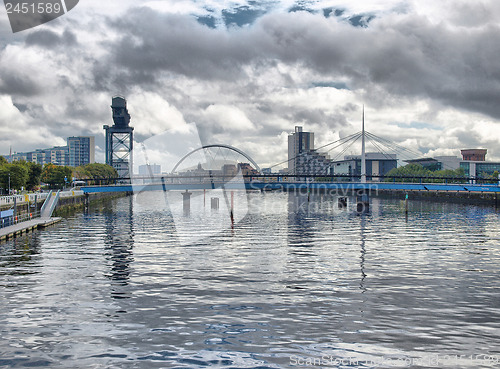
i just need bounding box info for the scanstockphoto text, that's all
[290,353,500,367]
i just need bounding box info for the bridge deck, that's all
[81,182,500,193]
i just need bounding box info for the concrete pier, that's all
[0,218,62,242]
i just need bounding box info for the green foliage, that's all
[0,156,7,165]
[41,163,73,189]
[480,170,500,184]
[26,162,43,190]
[0,163,29,191]
[73,163,118,184]
[385,164,466,183]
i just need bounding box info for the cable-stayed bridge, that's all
[80,130,500,195]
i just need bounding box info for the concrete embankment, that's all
[374,189,499,206]
[52,191,130,216]
[274,185,500,206]
[0,191,130,243]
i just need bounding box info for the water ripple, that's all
[0,193,499,367]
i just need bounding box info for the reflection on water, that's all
[0,192,500,368]
[103,196,134,299]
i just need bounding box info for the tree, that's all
[0,163,29,191]
[73,163,118,184]
[385,164,432,182]
[481,170,500,184]
[385,164,466,183]
[0,156,7,165]
[13,160,43,191]
[41,164,73,189]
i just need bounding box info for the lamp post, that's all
[8,173,10,195]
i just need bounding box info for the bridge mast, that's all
[361,105,366,183]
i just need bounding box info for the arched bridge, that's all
[171,144,261,173]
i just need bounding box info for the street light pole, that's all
[8,173,11,195]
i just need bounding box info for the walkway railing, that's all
[0,189,85,230]
[0,193,49,207]
[70,174,500,185]
[0,210,41,230]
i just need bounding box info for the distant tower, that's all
[287,126,314,174]
[103,96,134,179]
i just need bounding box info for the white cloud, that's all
[127,92,187,137]
[1,0,500,168]
[204,104,256,131]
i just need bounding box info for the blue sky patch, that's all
[389,121,443,130]
[312,81,350,90]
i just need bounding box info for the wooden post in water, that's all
[182,190,192,216]
[230,191,234,229]
[405,193,409,221]
[356,190,369,214]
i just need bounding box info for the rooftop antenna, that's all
[361,105,366,183]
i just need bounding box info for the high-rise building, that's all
[67,136,95,167]
[288,126,314,174]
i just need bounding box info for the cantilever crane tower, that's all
[103,96,134,180]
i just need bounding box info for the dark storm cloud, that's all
[455,129,486,149]
[0,72,41,96]
[99,5,500,120]
[25,29,77,48]
[106,8,256,81]
[287,109,344,126]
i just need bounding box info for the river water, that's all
[1,191,499,368]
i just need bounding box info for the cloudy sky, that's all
[1,0,500,168]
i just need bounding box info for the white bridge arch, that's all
[171,144,260,173]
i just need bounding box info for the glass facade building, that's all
[460,161,500,177]
[67,136,95,167]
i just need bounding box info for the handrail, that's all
[39,190,53,215]
[40,190,60,218]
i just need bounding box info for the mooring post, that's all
[182,190,192,215]
[230,191,234,228]
[356,190,369,213]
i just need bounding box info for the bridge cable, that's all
[302,133,362,176]
[267,131,361,170]
[312,133,362,176]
